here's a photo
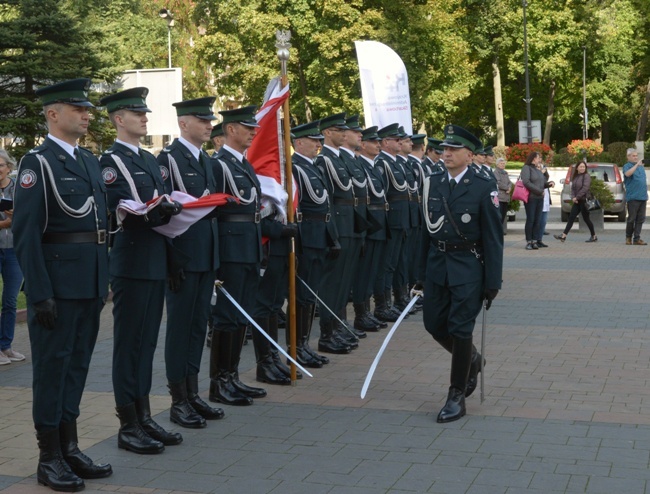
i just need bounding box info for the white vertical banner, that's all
[354,40,412,134]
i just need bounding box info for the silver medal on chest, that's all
[461,213,471,223]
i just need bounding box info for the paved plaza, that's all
[1,211,650,493]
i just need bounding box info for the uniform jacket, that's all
[13,138,109,303]
[315,146,355,238]
[211,147,263,264]
[375,151,409,231]
[340,148,369,238]
[358,155,388,241]
[293,153,337,250]
[158,139,219,272]
[420,167,503,290]
[101,141,170,281]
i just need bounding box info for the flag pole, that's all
[275,30,298,384]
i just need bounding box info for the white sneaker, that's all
[0,352,10,365]
[2,349,25,362]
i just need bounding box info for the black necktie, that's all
[449,178,457,191]
[73,148,87,173]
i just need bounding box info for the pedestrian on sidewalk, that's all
[554,160,597,243]
[521,151,554,250]
[0,149,24,366]
[622,148,647,245]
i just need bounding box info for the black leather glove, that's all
[326,241,341,260]
[160,200,183,217]
[280,223,298,238]
[34,298,57,330]
[484,288,499,310]
[168,269,186,293]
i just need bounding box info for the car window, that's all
[589,166,613,182]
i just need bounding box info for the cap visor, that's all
[68,101,95,108]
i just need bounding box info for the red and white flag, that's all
[247,80,297,223]
[117,191,236,238]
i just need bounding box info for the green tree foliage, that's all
[0,0,107,154]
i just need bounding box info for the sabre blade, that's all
[216,283,313,378]
[360,295,419,399]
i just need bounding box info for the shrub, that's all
[589,176,614,210]
[567,139,603,158]
[506,142,552,162]
[552,152,574,167]
[606,142,634,165]
[594,151,613,163]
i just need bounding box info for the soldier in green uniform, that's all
[291,121,335,367]
[353,126,388,331]
[407,134,428,309]
[14,78,112,491]
[424,138,445,174]
[158,97,225,428]
[209,106,267,406]
[415,125,503,423]
[339,115,375,334]
[314,113,357,354]
[374,124,408,322]
[100,87,183,454]
[210,122,225,154]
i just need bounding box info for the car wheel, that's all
[618,211,626,222]
[561,211,569,222]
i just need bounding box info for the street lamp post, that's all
[522,0,532,143]
[582,46,588,140]
[159,8,174,69]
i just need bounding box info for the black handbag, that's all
[585,195,601,211]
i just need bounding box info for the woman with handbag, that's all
[554,160,597,243]
[521,152,555,250]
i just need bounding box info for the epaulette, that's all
[470,167,490,181]
[140,148,155,156]
[160,147,172,154]
[28,144,47,154]
[430,168,445,177]
[102,150,114,155]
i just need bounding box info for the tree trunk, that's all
[636,78,650,141]
[543,80,555,146]
[492,56,505,147]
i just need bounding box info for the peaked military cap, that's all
[410,133,426,146]
[173,97,217,120]
[441,125,482,153]
[361,126,381,141]
[36,78,94,107]
[319,112,348,131]
[345,115,363,132]
[291,120,323,139]
[219,105,259,127]
[398,126,410,139]
[427,138,444,153]
[377,123,401,139]
[210,122,224,139]
[99,87,151,113]
[483,145,494,156]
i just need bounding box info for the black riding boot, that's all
[115,403,164,454]
[253,317,291,385]
[36,428,85,492]
[318,319,351,354]
[385,289,404,319]
[232,325,267,398]
[168,380,206,428]
[270,312,302,378]
[288,305,320,369]
[302,304,329,364]
[437,336,473,423]
[373,292,397,322]
[353,302,380,331]
[60,420,112,479]
[366,298,386,328]
[466,348,485,398]
[208,329,253,406]
[186,374,224,419]
[135,395,183,445]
